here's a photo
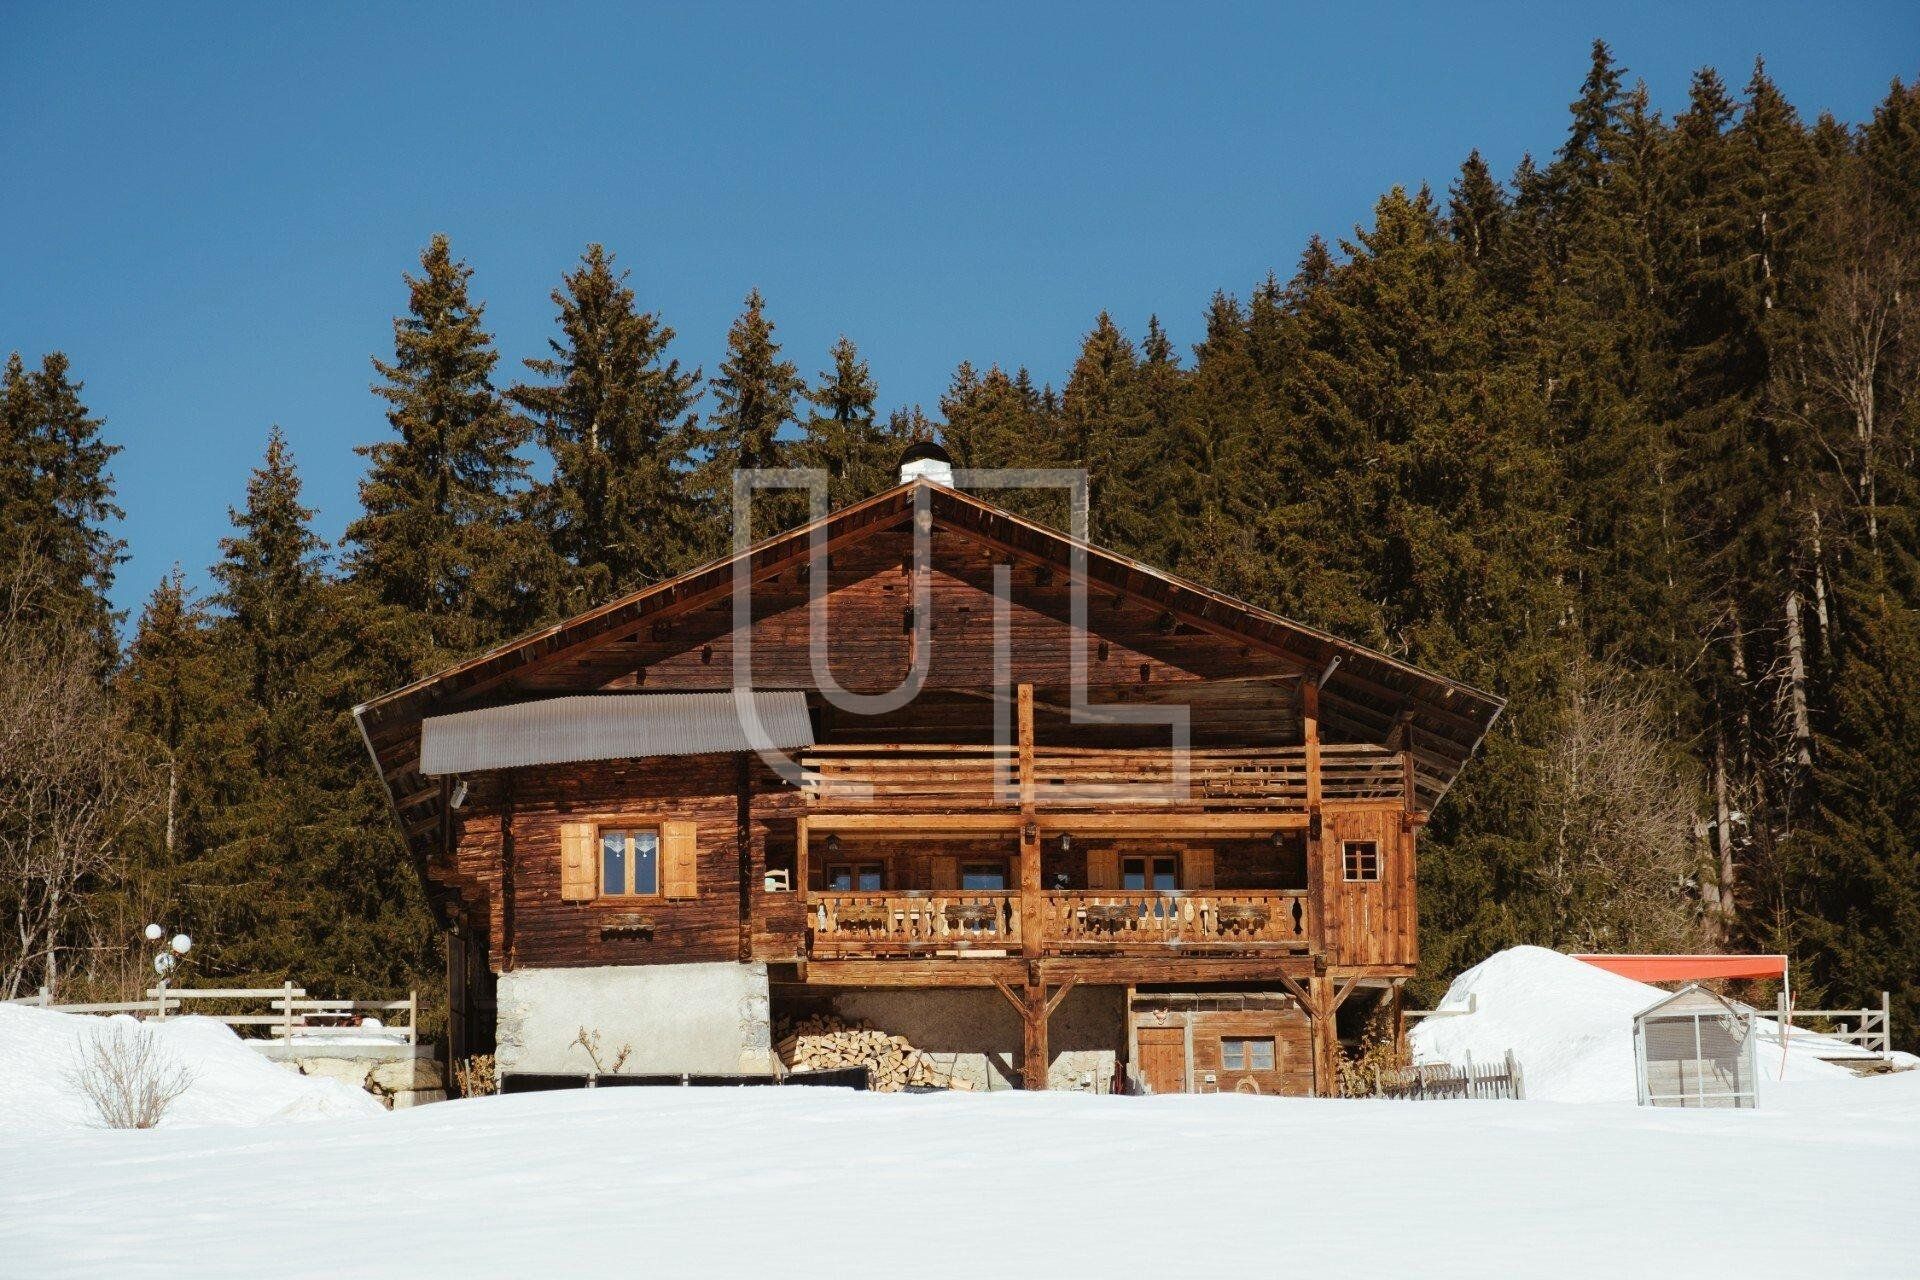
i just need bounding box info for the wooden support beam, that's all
[1328,974,1361,1016]
[1018,683,1042,963]
[1308,972,1341,1097]
[1043,977,1079,1019]
[1021,978,1049,1090]
[991,977,1027,1014]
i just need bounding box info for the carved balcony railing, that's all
[808,891,1020,957]
[804,889,1311,960]
[1038,890,1311,954]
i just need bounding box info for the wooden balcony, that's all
[808,891,1020,957]
[806,889,1311,960]
[801,743,1406,813]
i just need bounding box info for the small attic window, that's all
[1342,840,1380,882]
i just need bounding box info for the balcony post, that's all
[1018,683,1040,961]
[1301,677,1324,951]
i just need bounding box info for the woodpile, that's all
[776,1014,974,1092]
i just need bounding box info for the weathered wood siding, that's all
[1317,807,1417,968]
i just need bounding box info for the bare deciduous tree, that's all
[1538,659,1710,952]
[0,554,153,999]
[66,1019,194,1129]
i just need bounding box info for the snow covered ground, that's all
[3,1079,1917,1279]
[4,957,1917,1279]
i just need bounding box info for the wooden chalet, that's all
[356,454,1502,1094]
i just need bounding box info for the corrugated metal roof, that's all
[419,691,814,775]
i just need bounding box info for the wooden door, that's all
[1136,1027,1187,1095]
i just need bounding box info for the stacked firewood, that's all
[776,1014,974,1092]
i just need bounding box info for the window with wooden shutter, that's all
[1085,847,1118,890]
[560,822,597,902]
[1184,848,1215,889]
[661,819,699,899]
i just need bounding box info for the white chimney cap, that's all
[897,441,955,488]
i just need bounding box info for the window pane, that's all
[827,866,854,891]
[601,833,627,895]
[631,831,659,895]
[1222,1039,1245,1070]
[962,864,1006,891]
[1121,859,1147,891]
[1250,1039,1275,1070]
[1152,858,1177,891]
[856,865,883,891]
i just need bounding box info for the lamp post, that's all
[144,923,192,1019]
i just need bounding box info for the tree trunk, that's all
[1785,589,1814,771]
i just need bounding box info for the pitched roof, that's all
[355,479,1505,910]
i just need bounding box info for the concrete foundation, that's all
[496,962,776,1078]
[808,986,1126,1092]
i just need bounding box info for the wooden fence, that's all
[3,984,418,1045]
[1357,1050,1525,1100]
[1775,991,1893,1058]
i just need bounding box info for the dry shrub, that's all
[67,1020,194,1129]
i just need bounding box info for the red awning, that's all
[1572,954,1788,983]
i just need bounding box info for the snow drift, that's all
[1408,945,1878,1103]
[0,1002,383,1132]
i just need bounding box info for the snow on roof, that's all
[1409,946,1862,1104]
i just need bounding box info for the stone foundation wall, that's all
[256,1043,447,1108]
[495,961,776,1078]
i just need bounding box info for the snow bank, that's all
[1408,946,1871,1103]
[4,1085,1917,1279]
[0,1003,383,1132]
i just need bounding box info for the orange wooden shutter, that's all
[1183,848,1215,889]
[1085,848,1118,890]
[560,822,597,901]
[929,856,959,891]
[661,820,699,899]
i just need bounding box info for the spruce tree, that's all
[345,235,539,675]
[513,244,702,611]
[694,289,807,548]
[797,335,895,509]
[0,352,124,649]
[1059,313,1151,546]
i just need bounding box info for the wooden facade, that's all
[357,477,1503,1090]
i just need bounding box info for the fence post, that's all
[282,981,295,1040]
[408,990,418,1046]
[1881,991,1893,1058]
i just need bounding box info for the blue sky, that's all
[3,2,1915,626]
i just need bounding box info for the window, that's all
[825,863,884,891]
[961,862,1008,891]
[1343,840,1380,882]
[601,828,660,896]
[1221,1037,1275,1071]
[1122,856,1179,891]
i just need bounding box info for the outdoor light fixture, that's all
[1059,833,1073,854]
[145,922,192,1016]
[450,779,469,810]
[827,834,842,855]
